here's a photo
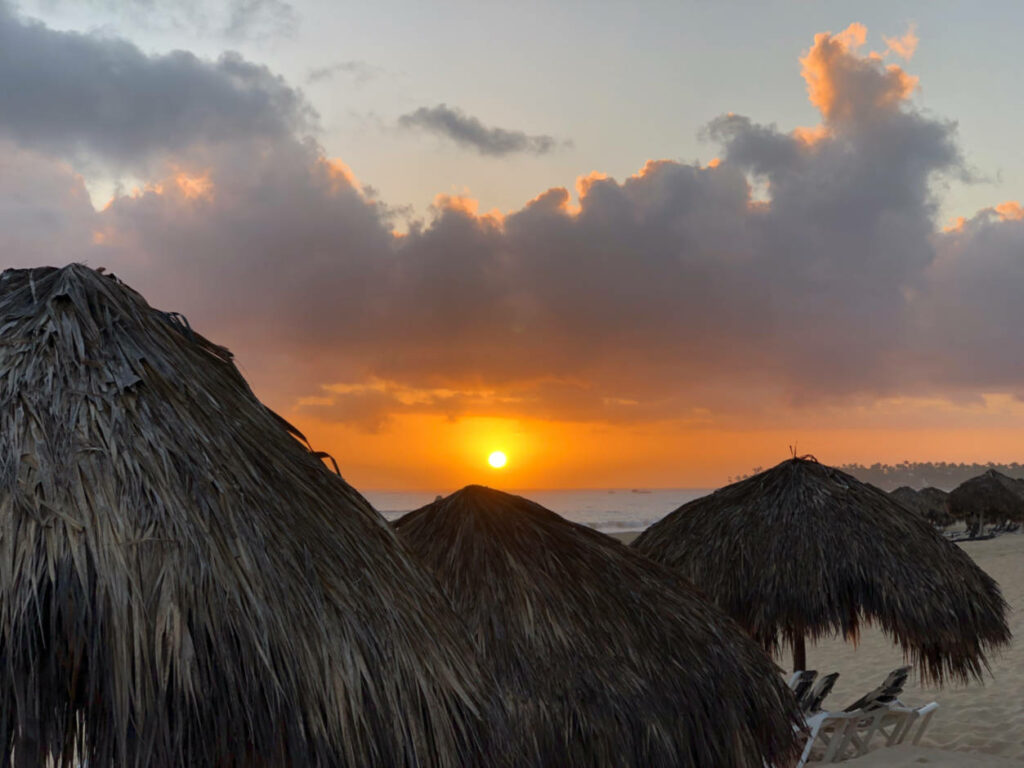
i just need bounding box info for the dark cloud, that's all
[398,104,566,157]
[0,4,313,169]
[916,208,1024,391]
[3,22,1024,432]
[0,141,100,263]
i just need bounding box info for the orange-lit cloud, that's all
[171,167,214,201]
[994,200,1024,221]
[791,124,829,146]
[575,170,609,199]
[942,216,967,233]
[322,158,362,194]
[525,186,574,214]
[800,23,918,125]
[433,193,504,224]
[882,24,919,61]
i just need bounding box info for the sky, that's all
[3,0,1024,490]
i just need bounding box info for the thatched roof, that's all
[0,265,500,767]
[633,458,1010,684]
[890,486,953,526]
[948,469,1024,523]
[394,485,802,768]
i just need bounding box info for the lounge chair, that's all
[796,667,938,765]
[788,670,818,704]
[801,672,838,714]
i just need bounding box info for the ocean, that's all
[363,488,712,535]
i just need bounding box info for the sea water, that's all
[364,488,712,534]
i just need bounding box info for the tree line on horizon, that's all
[729,461,1024,491]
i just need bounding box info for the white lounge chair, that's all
[795,667,938,765]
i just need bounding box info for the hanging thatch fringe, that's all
[396,485,803,768]
[0,264,502,767]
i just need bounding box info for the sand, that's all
[861,746,1017,765]
[613,530,1024,764]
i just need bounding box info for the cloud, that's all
[4,21,1024,434]
[0,4,314,169]
[800,23,918,127]
[306,60,382,86]
[397,104,566,157]
[882,24,919,61]
[29,0,297,39]
[0,140,100,262]
[222,0,296,39]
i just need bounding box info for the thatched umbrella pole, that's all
[634,457,1011,684]
[793,633,806,673]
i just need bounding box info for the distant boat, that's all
[631,489,652,494]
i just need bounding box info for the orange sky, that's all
[7,11,1024,492]
[294,411,1024,490]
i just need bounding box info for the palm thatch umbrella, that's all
[394,485,802,768]
[949,469,1024,535]
[633,458,1009,683]
[0,265,501,767]
[890,486,953,527]
[920,486,954,524]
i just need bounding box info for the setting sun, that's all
[488,451,507,469]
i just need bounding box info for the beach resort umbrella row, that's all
[0,266,500,767]
[394,486,803,768]
[633,458,1011,683]
[0,265,810,767]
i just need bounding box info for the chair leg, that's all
[821,720,853,762]
[883,712,913,746]
[796,721,823,768]
[912,707,937,746]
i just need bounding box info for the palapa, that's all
[633,457,1010,683]
[948,469,1024,533]
[890,486,953,527]
[0,265,501,767]
[394,485,802,768]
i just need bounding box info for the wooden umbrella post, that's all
[793,634,806,673]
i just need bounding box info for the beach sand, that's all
[613,530,1024,764]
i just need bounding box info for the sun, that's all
[488,451,507,469]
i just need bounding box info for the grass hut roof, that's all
[890,486,952,526]
[633,458,1010,684]
[948,469,1024,523]
[394,485,802,768]
[890,485,922,507]
[0,265,499,767]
